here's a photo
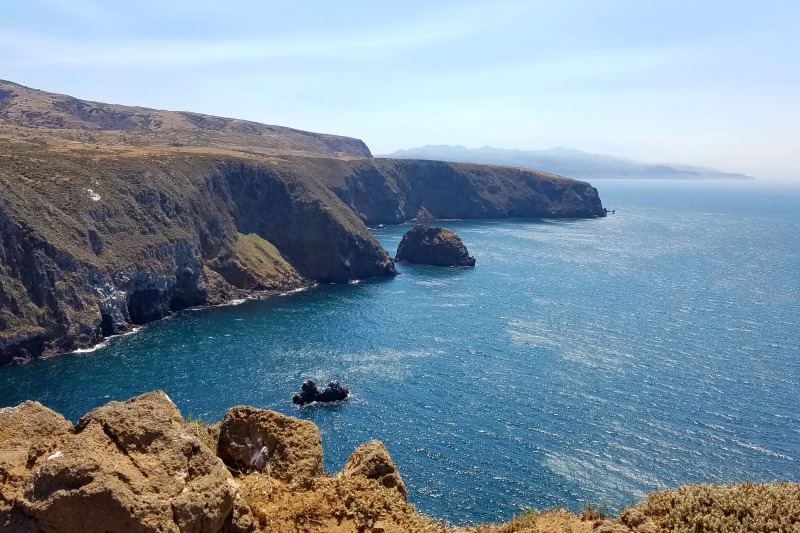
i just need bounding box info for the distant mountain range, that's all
[381,145,754,180]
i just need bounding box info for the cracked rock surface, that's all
[217,406,323,489]
[2,390,249,533]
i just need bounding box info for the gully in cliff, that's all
[293,379,350,405]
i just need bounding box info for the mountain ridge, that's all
[382,145,755,180]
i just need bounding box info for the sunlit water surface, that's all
[2,180,798,524]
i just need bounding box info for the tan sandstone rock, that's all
[217,406,323,489]
[0,401,73,531]
[339,440,407,500]
[15,390,247,533]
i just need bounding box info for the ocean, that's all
[1,179,798,524]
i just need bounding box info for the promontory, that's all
[0,80,605,363]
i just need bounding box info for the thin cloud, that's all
[0,0,543,69]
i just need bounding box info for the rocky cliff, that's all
[2,392,797,533]
[395,225,476,267]
[0,141,395,363]
[264,156,606,225]
[0,81,607,364]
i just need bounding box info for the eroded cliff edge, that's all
[0,142,396,363]
[272,156,607,225]
[0,142,606,364]
[0,81,607,364]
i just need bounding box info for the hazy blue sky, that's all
[2,1,798,179]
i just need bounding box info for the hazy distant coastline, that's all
[382,145,755,180]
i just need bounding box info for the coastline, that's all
[51,282,321,362]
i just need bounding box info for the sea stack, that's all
[395,225,476,267]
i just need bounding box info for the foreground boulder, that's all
[6,391,247,533]
[292,379,349,405]
[339,440,407,501]
[0,401,73,530]
[395,225,476,267]
[217,406,323,488]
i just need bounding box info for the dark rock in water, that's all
[395,225,476,267]
[316,381,349,402]
[292,380,349,405]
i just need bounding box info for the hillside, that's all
[0,80,372,158]
[0,82,606,363]
[0,140,396,364]
[384,145,755,180]
[253,156,606,225]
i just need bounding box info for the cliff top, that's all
[0,79,372,158]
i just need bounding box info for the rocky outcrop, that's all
[396,225,476,267]
[279,156,607,225]
[0,401,73,529]
[339,440,408,501]
[216,406,323,488]
[1,393,428,532]
[292,379,350,405]
[1,391,250,532]
[2,392,799,533]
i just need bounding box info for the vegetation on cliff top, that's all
[0,140,395,362]
[0,79,372,158]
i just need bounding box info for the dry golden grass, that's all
[239,473,450,533]
[183,415,220,452]
[626,482,800,533]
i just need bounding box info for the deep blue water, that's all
[1,180,799,524]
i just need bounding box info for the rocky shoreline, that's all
[0,146,604,365]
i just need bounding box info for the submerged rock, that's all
[292,379,349,405]
[395,225,476,267]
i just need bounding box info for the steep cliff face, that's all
[0,82,608,364]
[267,156,606,225]
[225,161,396,283]
[0,142,395,363]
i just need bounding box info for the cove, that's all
[1,180,798,525]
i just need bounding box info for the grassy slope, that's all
[0,79,372,158]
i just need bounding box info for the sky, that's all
[2,0,799,179]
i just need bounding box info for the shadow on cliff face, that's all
[0,144,606,363]
[0,150,396,363]
[280,156,606,225]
